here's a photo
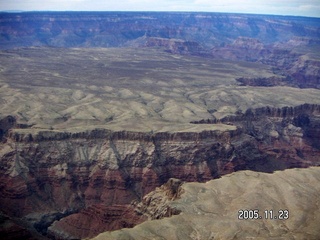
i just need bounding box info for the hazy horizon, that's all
[0,0,320,18]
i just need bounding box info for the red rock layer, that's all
[47,204,146,239]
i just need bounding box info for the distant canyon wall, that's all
[1,12,320,49]
[1,12,319,89]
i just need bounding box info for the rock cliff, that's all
[192,104,320,170]
[0,125,238,239]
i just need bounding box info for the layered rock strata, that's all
[0,103,319,239]
[0,126,239,239]
[1,12,319,49]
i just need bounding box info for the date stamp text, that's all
[238,209,289,220]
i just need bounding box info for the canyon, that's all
[0,11,320,239]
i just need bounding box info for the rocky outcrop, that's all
[133,178,183,220]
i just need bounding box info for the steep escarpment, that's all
[226,103,320,121]
[1,103,320,239]
[0,127,240,239]
[192,104,320,170]
[191,103,320,123]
